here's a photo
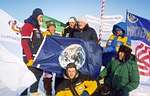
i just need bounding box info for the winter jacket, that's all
[73,24,98,43]
[99,55,139,95]
[62,26,78,38]
[104,22,131,53]
[21,8,43,36]
[56,73,97,96]
[21,8,43,61]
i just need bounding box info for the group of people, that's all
[17,8,139,96]
[62,16,98,43]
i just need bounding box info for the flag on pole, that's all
[127,12,150,45]
[127,12,150,78]
[135,42,150,77]
[33,36,102,79]
[126,11,150,96]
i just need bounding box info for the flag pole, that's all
[126,9,128,23]
[126,9,128,35]
[98,0,106,44]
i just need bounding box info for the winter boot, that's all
[43,77,52,96]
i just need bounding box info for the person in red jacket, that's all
[21,8,43,66]
[20,8,44,96]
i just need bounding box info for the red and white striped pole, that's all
[98,0,106,44]
[100,0,105,17]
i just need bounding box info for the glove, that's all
[26,59,33,67]
[99,78,104,85]
[97,77,104,85]
[80,90,89,96]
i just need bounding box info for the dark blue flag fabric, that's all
[126,12,150,45]
[33,36,102,79]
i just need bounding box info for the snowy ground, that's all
[130,84,150,96]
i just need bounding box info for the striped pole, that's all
[98,0,106,44]
[100,0,105,17]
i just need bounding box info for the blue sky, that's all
[0,0,149,23]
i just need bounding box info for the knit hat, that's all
[46,21,56,28]
[119,45,132,53]
[68,17,77,23]
[117,45,132,62]
[32,8,43,19]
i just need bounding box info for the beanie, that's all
[118,45,132,62]
[46,21,56,28]
[32,8,43,19]
[68,17,77,23]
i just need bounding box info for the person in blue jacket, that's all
[102,22,131,67]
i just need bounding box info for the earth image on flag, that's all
[59,44,86,69]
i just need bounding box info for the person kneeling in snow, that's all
[56,63,98,96]
[98,45,139,96]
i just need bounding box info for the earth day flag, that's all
[127,12,150,96]
[33,36,102,78]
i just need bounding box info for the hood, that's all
[24,8,43,28]
[32,8,43,19]
[24,16,39,28]
[112,22,127,36]
[117,45,132,62]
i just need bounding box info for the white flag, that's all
[0,45,36,96]
[0,9,36,96]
